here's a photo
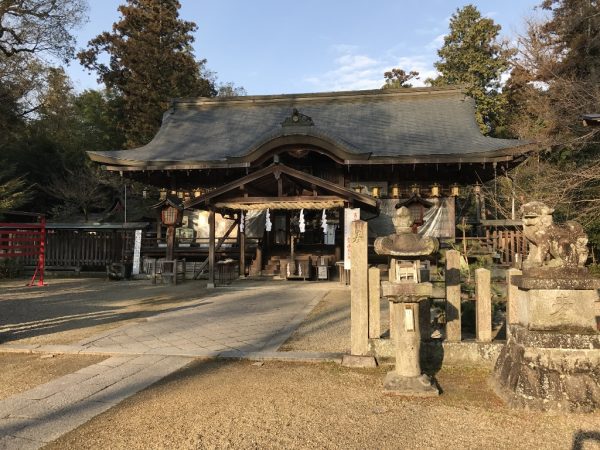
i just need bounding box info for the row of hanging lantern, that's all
[158,188,208,201]
[352,183,461,198]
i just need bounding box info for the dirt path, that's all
[45,361,600,450]
[280,288,389,353]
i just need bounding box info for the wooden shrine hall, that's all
[88,87,533,284]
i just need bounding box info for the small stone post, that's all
[475,268,492,342]
[393,302,421,378]
[445,250,461,341]
[350,220,369,355]
[368,267,381,339]
[506,268,521,337]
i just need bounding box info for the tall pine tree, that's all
[79,0,216,147]
[430,5,514,135]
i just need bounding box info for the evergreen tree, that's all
[540,0,600,81]
[430,5,514,135]
[78,0,216,147]
[501,1,600,249]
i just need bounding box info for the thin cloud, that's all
[304,46,439,91]
[426,33,446,51]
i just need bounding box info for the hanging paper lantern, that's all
[299,209,305,233]
[321,209,328,234]
[239,211,245,233]
[265,209,272,232]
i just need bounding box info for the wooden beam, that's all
[193,218,238,280]
[216,195,352,204]
[208,208,215,288]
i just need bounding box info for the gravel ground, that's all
[45,360,600,450]
[280,287,390,353]
[0,353,105,400]
[0,277,209,345]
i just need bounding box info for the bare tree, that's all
[0,0,87,60]
[46,168,105,221]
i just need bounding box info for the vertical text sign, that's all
[344,208,360,269]
[132,229,142,275]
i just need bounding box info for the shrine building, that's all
[88,87,533,284]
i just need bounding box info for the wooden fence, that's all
[8,228,258,272]
[456,229,527,266]
[14,229,132,270]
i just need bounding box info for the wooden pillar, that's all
[475,268,492,342]
[208,208,216,288]
[166,225,175,261]
[239,230,246,278]
[255,245,263,275]
[350,220,369,355]
[445,249,461,342]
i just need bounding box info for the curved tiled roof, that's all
[88,87,532,169]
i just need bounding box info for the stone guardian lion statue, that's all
[521,201,589,270]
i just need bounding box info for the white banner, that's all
[132,229,142,275]
[344,208,360,270]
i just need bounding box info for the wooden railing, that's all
[456,229,527,265]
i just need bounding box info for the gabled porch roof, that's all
[183,163,378,211]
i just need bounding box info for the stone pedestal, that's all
[493,274,600,412]
[382,282,439,397]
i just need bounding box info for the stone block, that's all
[525,289,599,332]
[383,373,439,397]
[341,354,377,368]
[368,267,381,339]
[506,268,522,336]
[475,268,492,342]
[350,220,369,356]
[494,326,600,412]
[445,249,461,342]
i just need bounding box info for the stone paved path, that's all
[0,355,192,449]
[0,282,336,449]
[76,283,324,356]
[3,283,327,358]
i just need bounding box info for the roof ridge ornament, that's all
[281,108,314,127]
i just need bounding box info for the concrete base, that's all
[341,354,378,368]
[493,325,600,412]
[383,372,439,397]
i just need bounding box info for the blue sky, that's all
[67,0,543,95]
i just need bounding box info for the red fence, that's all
[0,214,46,286]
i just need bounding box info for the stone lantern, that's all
[375,206,440,397]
